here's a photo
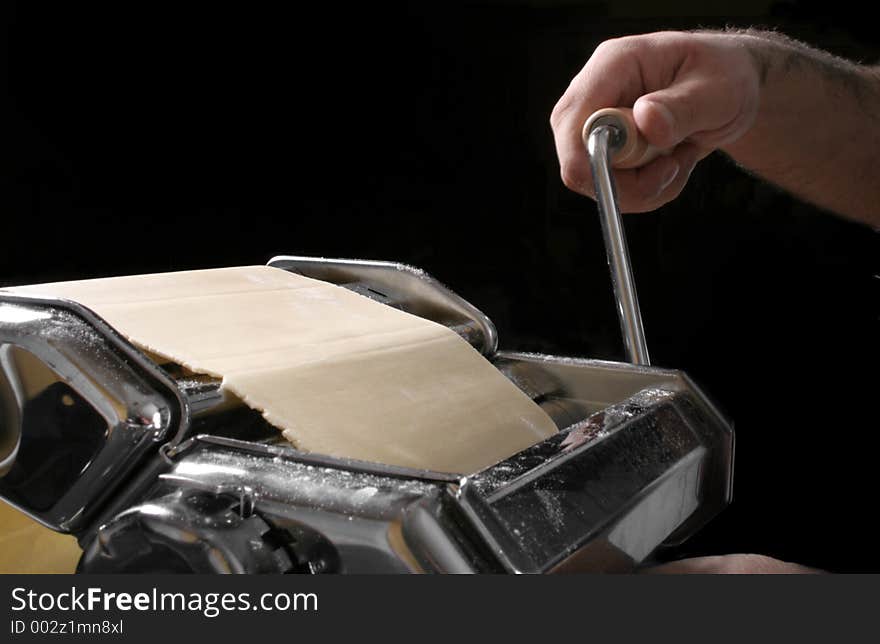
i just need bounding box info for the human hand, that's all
[550,31,762,212]
[643,554,823,574]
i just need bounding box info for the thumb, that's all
[633,77,744,149]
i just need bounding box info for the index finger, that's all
[550,34,686,196]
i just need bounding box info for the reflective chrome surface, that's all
[463,385,728,572]
[1,258,733,573]
[267,255,498,355]
[0,295,189,533]
[78,370,731,573]
[79,486,335,574]
[587,123,650,365]
[83,435,444,573]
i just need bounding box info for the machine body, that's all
[0,257,733,573]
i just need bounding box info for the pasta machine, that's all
[0,255,733,573]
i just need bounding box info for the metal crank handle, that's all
[582,107,654,366]
[581,107,666,169]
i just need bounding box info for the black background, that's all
[1,1,877,572]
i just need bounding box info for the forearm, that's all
[723,30,880,227]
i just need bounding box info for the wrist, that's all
[715,32,782,157]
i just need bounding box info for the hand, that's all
[643,554,823,574]
[550,31,762,213]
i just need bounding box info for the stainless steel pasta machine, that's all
[0,255,733,573]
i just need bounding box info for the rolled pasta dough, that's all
[9,266,557,473]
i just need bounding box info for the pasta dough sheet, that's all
[9,266,557,473]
